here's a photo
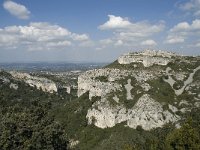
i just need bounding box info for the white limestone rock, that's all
[164,66,200,96]
[77,50,199,131]
[168,104,178,113]
[78,68,125,99]
[113,95,119,103]
[10,71,57,93]
[127,94,179,130]
[124,79,133,100]
[0,76,10,84]
[77,68,156,99]
[118,50,175,67]
[87,99,127,128]
[87,94,180,130]
[9,83,18,90]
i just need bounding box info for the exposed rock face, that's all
[10,72,57,93]
[124,79,133,100]
[78,69,123,99]
[9,83,18,90]
[0,76,10,84]
[78,50,200,130]
[87,94,180,130]
[87,99,127,128]
[164,66,200,96]
[118,50,176,67]
[127,94,179,130]
[78,68,156,99]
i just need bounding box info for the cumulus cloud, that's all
[0,22,90,51]
[140,40,157,46]
[71,33,89,41]
[98,15,164,47]
[165,19,200,44]
[165,36,185,44]
[3,0,30,19]
[99,15,131,30]
[170,22,190,32]
[179,0,200,17]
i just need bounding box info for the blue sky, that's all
[0,0,200,62]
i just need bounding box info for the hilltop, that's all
[77,50,200,130]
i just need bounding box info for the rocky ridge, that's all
[78,50,200,130]
[118,50,176,67]
[10,71,57,93]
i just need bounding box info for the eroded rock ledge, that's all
[10,71,57,93]
[118,49,176,67]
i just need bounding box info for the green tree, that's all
[0,101,68,150]
[165,119,200,150]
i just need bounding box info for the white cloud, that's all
[170,19,200,32]
[166,19,200,44]
[141,40,157,46]
[99,15,131,30]
[71,33,89,41]
[170,22,190,32]
[115,40,123,46]
[99,39,113,45]
[3,0,30,19]
[179,0,200,17]
[98,15,164,47]
[165,36,185,44]
[0,22,90,51]
[191,19,200,29]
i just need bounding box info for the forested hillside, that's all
[0,51,200,150]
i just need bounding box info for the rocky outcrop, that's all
[118,50,175,67]
[10,72,57,93]
[127,94,179,130]
[9,83,18,90]
[0,76,10,84]
[87,99,127,128]
[87,94,179,130]
[164,66,200,96]
[78,69,124,99]
[77,50,200,130]
[78,68,156,99]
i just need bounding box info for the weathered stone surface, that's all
[87,94,180,130]
[10,72,57,93]
[118,50,175,67]
[127,94,179,130]
[164,66,200,96]
[77,68,156,99]
[78,69,123,99]
[9,83,18,90]
[77,50,200,130]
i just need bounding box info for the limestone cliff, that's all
[78,50,200,130]
[10,72,57,93]
[118,50,176,67]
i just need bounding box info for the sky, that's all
[0,0,200,62]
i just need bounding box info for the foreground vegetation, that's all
[0,70,200,150]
